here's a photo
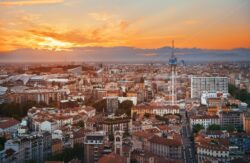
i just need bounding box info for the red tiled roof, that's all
[0,118,19,129]
[149,134,182,147]
[97,152,126,163]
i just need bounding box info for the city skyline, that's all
[0,0,250,54]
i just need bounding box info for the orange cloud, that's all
[0,0,64,6]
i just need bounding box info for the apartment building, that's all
[191,76,228,98]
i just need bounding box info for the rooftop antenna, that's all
[168,40,177,105]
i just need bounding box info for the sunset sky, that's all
[0,0,249,52]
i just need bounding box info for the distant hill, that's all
[0,46,249,63]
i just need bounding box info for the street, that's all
[180,109,196,163]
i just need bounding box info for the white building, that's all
[201,91,229,105]
[190,115,220,130]
[191,76,228,98]
[40,120,58,133]
[0,118,20,136]
[196,137,230,163]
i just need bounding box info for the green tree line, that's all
[229,84,250,106]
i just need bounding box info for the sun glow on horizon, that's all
[0,0,249,52]
[36,37,75,51]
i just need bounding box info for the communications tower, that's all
[169,40,177,105]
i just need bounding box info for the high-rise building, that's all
[84,131,106,163]
[106,97,119,115]
[2,132,52,163]
[191,76,228,98]
[220,109,243,129]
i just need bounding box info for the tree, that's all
[223,125,235,132]
[116,100,133,116]
[132,112,137,121]
[0,137,6,151]
[144,113,150,118]
[131,159,138,163]
[0,101,48,120]
[207,124,221,131]
[77,121,84,128]
[193,124,204,134]
[47,144,84,162]
[92,99,106,113]
[109,134,114,141]
[229,84,250,106]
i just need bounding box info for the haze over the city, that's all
[1,1,250,163]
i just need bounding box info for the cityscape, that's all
[0,1,250,163]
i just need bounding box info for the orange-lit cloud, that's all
[0,0,64,6]
[0,0,249,52]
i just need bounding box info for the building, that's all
[0,86,7,104]
[97,152,126,163]
[191,77,228,98]
[243,112,250,133]
[190,115,220,130]
[102,114,132,136]
[131,104,179,117]
[220,109,243,129]
[7,88,67,105]
[229,133,250,155]
[196,136,230,163]
[131,150,182,163]
[149,134,182,160]
[201,91,228,106]
[114,131,123,156]
[52,139,63,155]
[0,118,20,136]
[106,97,119,115]
[84,131,106,163]
[82,106,96,117]
[1,132,52,163]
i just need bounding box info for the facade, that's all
[190,115,220,130]
[220,109,243,129]
[229,133,250,154]
[1,132,52,163]
[102,114,132,136]
[7,88,67,105]
[52,139,63,155]
[106,97,119,115]
[191,77,228,98]
[84,131,106,163]
[131,104,179,116]
[131,150,182,163]
[200,92,228,106]
[196,138,230,163]
[149,134,182,160]
[0,118,20,136]
[114,131,123,156]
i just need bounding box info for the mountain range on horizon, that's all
[0,46,249,63]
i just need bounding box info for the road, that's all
[180,108,196,163]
